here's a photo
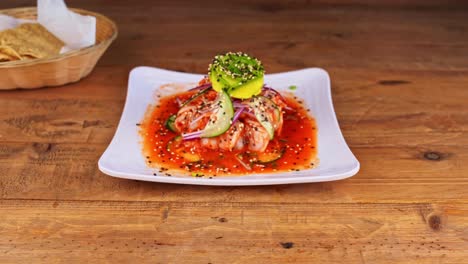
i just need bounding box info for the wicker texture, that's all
[0,7,117,89]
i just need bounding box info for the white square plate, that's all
[98,67,359,185]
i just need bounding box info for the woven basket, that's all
[0,7,117,90]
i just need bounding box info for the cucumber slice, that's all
[167,136,200,162]
[181,87,210,107]
[249,96,280,140]
[200,90,234,138]
[256,148,285,164]
[165,114,177,133]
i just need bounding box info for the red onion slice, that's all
[175,98,182,107]
[233,101,248,109]
[263,85,286,101]
[188,83,211,91]
[182,130,203,140]
[231,107,245,125]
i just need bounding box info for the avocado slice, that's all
[228,77,263,99]
[209,52,264,99]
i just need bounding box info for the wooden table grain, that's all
[1,0,468,263]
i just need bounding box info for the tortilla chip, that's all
[0,45,22,60]
[0,52,16,62]
[21,54,37,59]
[0,23,64,60]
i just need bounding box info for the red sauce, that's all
[140,90,317,177]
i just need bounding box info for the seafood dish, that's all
[140,52,317,177]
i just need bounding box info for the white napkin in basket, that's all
[0,0,96,53]
[38,0,96,52]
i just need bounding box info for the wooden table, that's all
[1,0,468,263]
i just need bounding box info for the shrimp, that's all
[271,106,283,136]
[174,91,218,133]
[242,118,270,152]
[261,89,287,109]
[175,105,214,132]
[200,122,245,151]
[261,90,285,135]
[173,83,284,152]
[198,76,210,86]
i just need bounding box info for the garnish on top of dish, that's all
[140,52,317,177]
